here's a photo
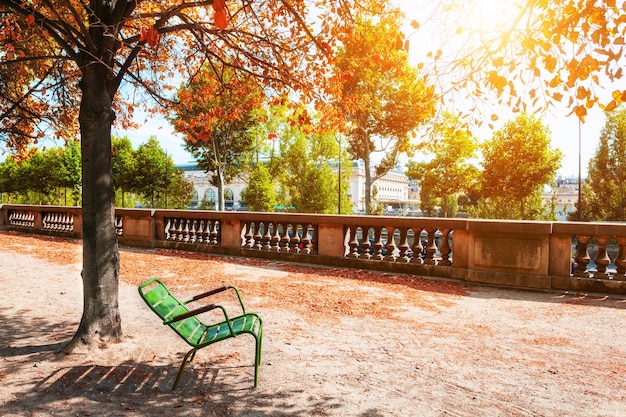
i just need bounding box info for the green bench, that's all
[138,278,263,390]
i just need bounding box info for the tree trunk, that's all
[64,63,122,352]
[216,168,225,211]
[363,154,373,215]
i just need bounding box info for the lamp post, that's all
[338,134,342,214]
[578,119,582,221]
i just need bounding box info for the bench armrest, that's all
[185,285,247,315]
[166,303,218,323]
[190,286,229,301]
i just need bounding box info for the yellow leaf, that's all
[553,92,563,101]
[410,20,420,29]
[549,75,561,88]
[612,89,623,100]
[491,114,498,121]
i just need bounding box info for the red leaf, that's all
[212,0,225,12]
[214,11,228,29]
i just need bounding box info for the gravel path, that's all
[1,232,626,416]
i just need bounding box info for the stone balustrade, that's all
[2,204,626,295]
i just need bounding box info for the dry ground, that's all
[1,231,625,416]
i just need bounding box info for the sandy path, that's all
[1,232,626,416]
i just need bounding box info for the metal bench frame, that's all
[138,278,263,390]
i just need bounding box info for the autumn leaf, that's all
[212,0,228,29]
[574,105,587,121]
[410,20,419,29]
[604,100,618,112]
[146,27,159,47]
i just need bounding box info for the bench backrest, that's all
[139,278,211,346]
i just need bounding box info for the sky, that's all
[114,0,620,179]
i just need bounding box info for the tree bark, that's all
[64,62,122,351]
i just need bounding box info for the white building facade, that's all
[179,161,416,213]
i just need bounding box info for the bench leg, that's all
[254,326,263,388]
[172,347,197,391]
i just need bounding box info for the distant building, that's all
[542,175,584,220]
[178,160,418,213]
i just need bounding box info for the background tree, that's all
[56,141,82,206]
[112,136,137,208]
[429,1,626,122]
[473,113,562,220]
[242,164,277,213]
[172,66,264,211]
[0,157,21,203]
[406,112,479,217]
[579,108,626,221]
[271,104,350,214]
[333,11,436,214]
[21,149,60,204]
[157,169,194,210]
[132,137,173,208]
[1,0,375,351]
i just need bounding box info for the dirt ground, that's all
[1,231,626,417]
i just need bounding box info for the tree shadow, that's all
[5,360,345,417]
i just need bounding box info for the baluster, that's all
[614,237,626,281]
[372,227,384,261]
[244,222,255,248]
[384,226,397,262]
[181,220,190,242]
[210,221,219,244]
[410,229,425,264]
[189,220,198,243]
[61,214,69,232]
[574,235,591,277]
[196,220,205,243]
[61,214,67,232]
[271,223,281,251]
[202,220,214,245]
[53,213,60,231]
[593,236,611,279]
[291,225,301,253]
[300,224,312,254]
[254,223,263,250]
[65,213,74,232]
[281,224,291,252]
[398,227,411,263]
[170,219,179,241]
[173,219,182,241]
[348,226,360,258]
[164,219,172,240]
[361,228,373,259]
[262,223,272,250]
[115,216,123,236]
[438,229,452,266]
[424,229,438,265]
